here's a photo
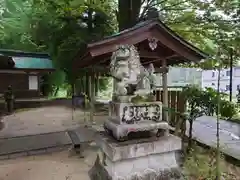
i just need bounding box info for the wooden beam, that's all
[89,74,95,124]
[96,53,161,66]
[161,59,169,125]
[95,53,179,68]
[83,66,170,75]
[141,54,179,65]
[139,50,161,59]
[154,67,169,73]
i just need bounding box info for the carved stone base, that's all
[89,156,183,180]
[104,119,169,141]
[88,133,183,180]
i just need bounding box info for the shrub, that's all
[220,100,237,119]
[182,85,233,117]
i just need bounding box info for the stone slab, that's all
[9,152,28,159]
[0,145,70,160]
[28,149,47,156]
[0,131,71,155]
[95,132,181,162]
[104,119,169,141]
[46,145,69,153]
[0,155,9,160]
[73,127,96,143]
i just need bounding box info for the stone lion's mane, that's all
[110,44,142,79]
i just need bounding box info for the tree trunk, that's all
[79,77,84,94]
[187,119,193,152]
[76,78,84,95]
[118,0,142,30]
[71,82,75,96]
[95,75,99,96]
[181,118,187,154]
[85,75,90,98]
[53,87,59,97]
[187,104,195,153]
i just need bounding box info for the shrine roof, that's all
[0,49,54,71]
[74,19,209,71]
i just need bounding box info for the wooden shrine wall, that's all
[155,90,186,125]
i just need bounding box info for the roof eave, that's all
[13,68,55,72]
[153,22,209,59]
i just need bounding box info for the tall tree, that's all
[116,0,240,68]
[0,0,239,95]
[0,0,116,95]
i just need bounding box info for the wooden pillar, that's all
[80,77,84,93]
[83,76,86,94]
[89,73,95,124]
[96,72,99,96]
[162,59,168,123]
[83,74,87,126]
[77,78,82,94]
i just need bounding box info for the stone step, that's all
[0,131,72,160]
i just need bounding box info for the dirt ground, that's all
[0,148,98,180]
[0,105,105,180]
[0,106,107,138]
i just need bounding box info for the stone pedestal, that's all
[89,132,183,180]
[105,101,168,141]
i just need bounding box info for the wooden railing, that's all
[155,89,186,125]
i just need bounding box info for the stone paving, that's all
[0,131,71,157]
[1,105,240,162]
[187,115,240,160]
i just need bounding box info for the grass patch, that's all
[183,145,240,179]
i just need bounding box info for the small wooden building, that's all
[0,49,54,99]
[73,19,208,124]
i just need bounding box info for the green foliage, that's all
[117,0,240,69]
[182,85,238,151]
[201,87,228,116]
[220,100,237,119]
[182,85,238,119]
[0,0,116,96]
[182,85,203,106]
[1,0,239,96]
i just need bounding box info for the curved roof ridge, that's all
[87,18,208,59]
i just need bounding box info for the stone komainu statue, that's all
[110,44,157,98]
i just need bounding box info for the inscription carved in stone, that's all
[121,104,162,124]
